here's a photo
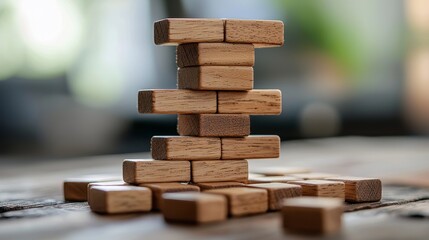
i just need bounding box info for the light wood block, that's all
[176,43,254,68]
[151,136,221,160]
[221,135,280,159]
[178,66,253,90]
[161,192,227,224]
[251,167,311,176]
[247,176,302,184]
[326,176,382,203]
[89,186,152,214]
[291,172,338,180]
[247,183,302,210]
[87,181,128,202]
[138,90,216,114]
[217,90,282,115]
[154,18,224,45]
[122,159,190,184]
[205,187,268,217]
[195,182,245,191]
[63,175,121,202]
[177,114,250,137]
[225,19,284,48]
[288,180,345,199]
[141,183,200,210]
[282,197,343,234]
[191,160,248,183]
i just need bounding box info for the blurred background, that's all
[0,0,428,159]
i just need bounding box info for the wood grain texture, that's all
[138,90,216,114]
[161,192,227,224]
[178,66,253,90]
[205,187,268,217]
[191,160,248,183]
[217,90,282,115]
[176,43,254,68]
[63,175,121,202]
[326,177,382,203]
[88,186,152,214]
[122,159,190,184]
[177,114,250,137]
[288,180,345,199]
[246,176,302,184]
[194,182,245,191]
[87,181,128,202]
[290,172,338,180]
[225,19,284,48]
[140,183,200,210]
[221,135,280,159]
[247,183,302,210]
[282,197,343,234]
[154,18,224,45]
[151,136,221,160]
[251,167,311,176]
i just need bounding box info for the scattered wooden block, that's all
[282,197,343,234]
[288,180,345,199]
[178,66,253,90]
[161,192,228,224]
[247,183,302,210]
[217,90,282,115]
[177,114,250,137]
[191,160,248,183]
[291,172,338,180]
[176,43,254,68]
[326,176,382,202]
[195,181,245,191]
[88,185,152,214]
[251,166,311,176]
[63,175,121,202]
[151,136,221,160]
[221,135,280,159]
[138,90,216,114]
[225,19,284,48]
[154,18,224,45]
[122,159,190,184]
[141,183,200,210]
[205,187,268,217]
[247,176,302,184]
[87,181,128,202]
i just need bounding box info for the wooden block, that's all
[176,43,254,68]
[178,66,253,90]
[161,192,227,224]
[247,183,302,210]
[251,166,311,176]
[221,135,280,159]
[138,90,216,114]
[217,90,282,115]
[140,183,200,210]
[225,19,284,47]
[282,197,343,234]
[63,175,121,202]
[291,172,338,180]
[151,136,221,160]
[177,114,250,137]
[326,176,382,203]
[288,180,345,199]
[122,159,190,184]
[87,181,128,202]
[205,187,268,217]
[247,176,302,184]
[89,186,152,214]
[154,18,224,45]
[194,181,245,191]
[191,160,248,183]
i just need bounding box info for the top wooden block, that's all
[225,19,284,47]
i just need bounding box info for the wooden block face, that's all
[225,19,284,47]
[122,159,190,184]
[282,197,343,234]
[138,90,216,114]
[205,187,268,217]
[251,167,311,176]
[289,180,345,199]
[63,175,121,201]
[176,43,255,68]
[247,176,302,184]
[195,182,245,191]
[87,181,128,202]
[141,183,200,210]
[191,160,248,183]
[178,66,253,90]
[221,135,280,159]
[217,90,282,115]
[89,186,152,214]
[326,177,382,202]
[151,136,221,160]
[154,18,223,45]
[161,192,227,224]
[290,173,339,180]
[247,183,302,210]
[177,114,250,137]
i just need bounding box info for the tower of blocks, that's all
[63,18,382,233]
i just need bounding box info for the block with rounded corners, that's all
[326,176,382,202]
[191,160,248,183]
[177,114,250,137]
[140,183,200,210]
[251,167,311,176]
[194,181,245,191]
[247,183,302,210]
[87,181,128,202]
[288,180,345,199]
[221,135,280,159]
[217,90,282,115]
[225,19,284,47]
[63,175,122,202]
[151,136,221,160]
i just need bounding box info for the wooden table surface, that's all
[1,137,429,240]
